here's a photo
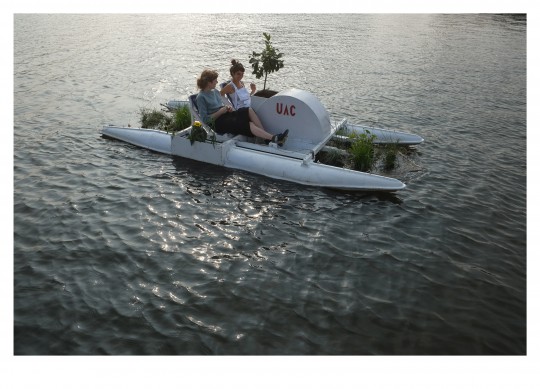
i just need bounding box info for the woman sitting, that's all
[195,69,288,146]
[220,59,256,110]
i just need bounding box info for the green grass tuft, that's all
[349,131,376,172]
[139,105,191,134]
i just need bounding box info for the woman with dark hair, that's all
[195,69,288,145]
[220,59,256,110]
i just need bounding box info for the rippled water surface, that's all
[14,14,526,355]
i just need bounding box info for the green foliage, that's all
[187,125,207,145]
[206,117,217,132]
[317,148,346,168]
[319,125,410,174]
[380,142,400,170]
[172,105,192,132]
[249,33,284,90]
[139,105,191,134]
[140,108,171,131]
[349,131,376,172]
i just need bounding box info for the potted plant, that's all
[249,33,284,98]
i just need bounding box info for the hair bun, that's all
[231,59,237,65]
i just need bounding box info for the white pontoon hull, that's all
[332,123,424,145]
[101,125,405,192]
[102,89,423,192]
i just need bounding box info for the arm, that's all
[220,82,235,96]
[210,106,231,120]
[198,90,231,122]
[195,93,210,124]
[211,89,232,118]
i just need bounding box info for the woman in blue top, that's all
[220,59,256,110]
[195,69,288,146]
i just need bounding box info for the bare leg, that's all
[249,123,273,140]
[248,108,265,130]
[247,108,288,145]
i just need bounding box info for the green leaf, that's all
[249,33,285,89]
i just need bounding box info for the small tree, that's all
[249,33,284,90]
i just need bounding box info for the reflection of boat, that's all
[101,89,423,192]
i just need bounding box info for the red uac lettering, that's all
[276,103,296,116]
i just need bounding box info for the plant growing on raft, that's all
[172,105,192,132]
[185,120,218,147]
[379,142,400,170]
[319,124,408,173]
[140,108,170,130]
[187,121,207,145]
[139,105,191,134]
[316,147,346,167]
[249,33,284,91]
[349,131,377,172]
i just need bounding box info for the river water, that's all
[14,14,526,358]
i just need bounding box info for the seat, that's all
[188,94,216,135]
[188,93,237,142]
[219,81,235,108]
[188,94,200,118]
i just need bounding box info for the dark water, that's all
[14,14,526,356]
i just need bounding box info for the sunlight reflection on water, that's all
[14,14,526,356]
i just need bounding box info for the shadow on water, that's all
[99,134,406,209]
[323,188,403,204]
[169,156,237,188]
[170,156,404,204]
[493,14,526,23]
[15,14,527,356]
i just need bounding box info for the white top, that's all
[229,82,251,109]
